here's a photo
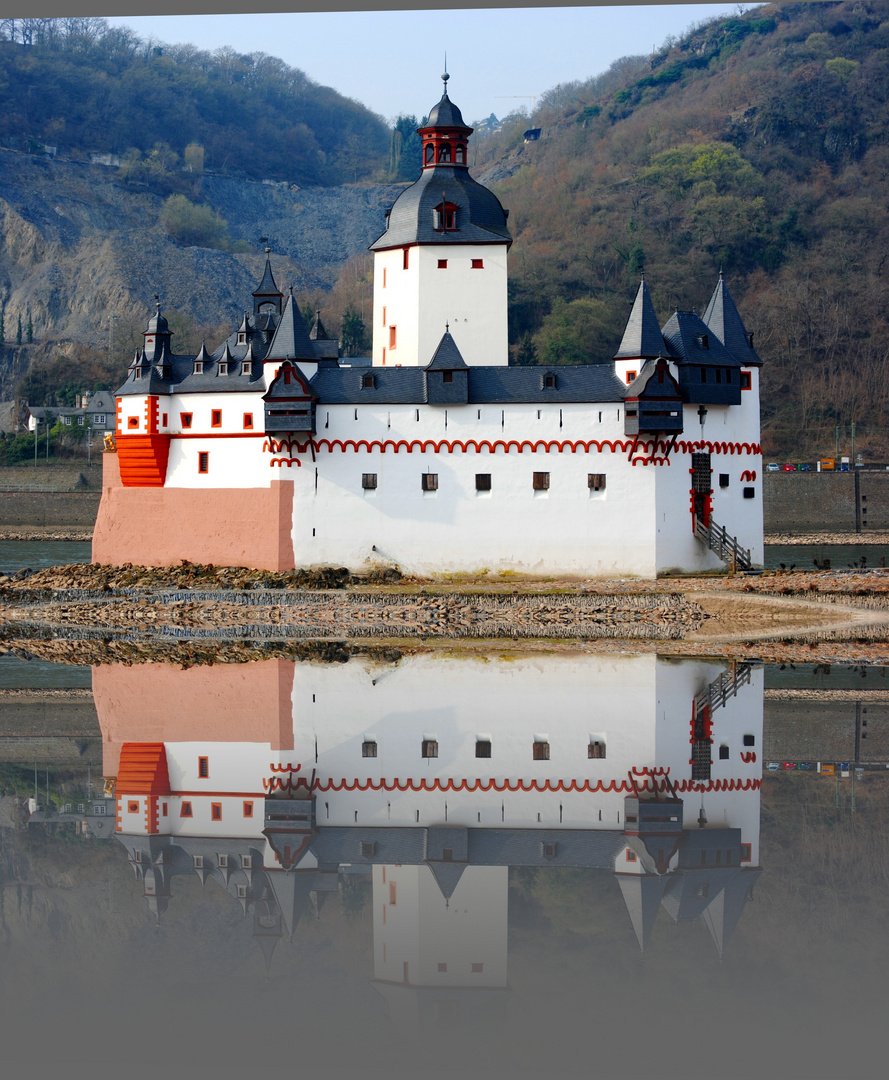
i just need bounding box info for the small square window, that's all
[543,842,557,859]
[719,745,730,760]
[743,734,755,747]
[422,739,439,759]
[211,409,222,427]
[180,802,193,818]
[127,416,139,429]
[362,473,377,490]
[389,326,397,349]
[532,740,550,760]
[438,962,448,972]
[128,800,139,814]
[625,371,637,384]
[588,473,606,492]
[588,741,606,759]
[740,843,752,862]
[237,885,247,898]
[362,374,374,389]
[198,452,209,474]
[193,855,203,868]
[438,259,448,269]
[626,848,637,862]
[442,848,453,861]
[533,471,550,491]
[544,373,555,388]
[242,801,253,818]
[218,854,228,867]
[471,962,484,973]
[740,371,752,390]
[194,361,204,375]
[243,361,252,375]
[442,370,453,383]
[243,413,253,429]
[719,473,729,488]
[475,740,492,758]
[471,259,484,269]
[362,740,378,758]
[743,486,755,499]
[198,756,209,778]
[218,363,228,376]
[181,412,192,429]
[241,855,252,869]
[361,841,376,857]
[475,473,491,492]
[211,803,222,821]
[421,473,439,491]
[77,415,84,425]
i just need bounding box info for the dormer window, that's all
[543,372,556,389]
[238,332,247,344]
[242,361,252,375]
[697,334,709,349]
[133,367,142,380]
[193,361,203,375]
[362,374,375,389]
[218,362,228,376]
[433,201,458,231]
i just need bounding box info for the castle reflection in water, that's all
[98,651,762,1013]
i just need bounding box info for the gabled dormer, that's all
[424,327,469,404]
[253,249,284,317]
[624,357,684,437]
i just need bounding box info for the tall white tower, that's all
[370,74,512,368]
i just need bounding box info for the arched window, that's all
[425,143,434,163]
[455,145,465,164]
[438,143,451,163]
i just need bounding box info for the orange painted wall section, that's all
[92,452,295,571]
[95,659,296,778]
[116,433,171,486]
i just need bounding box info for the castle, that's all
[93,78,764,577]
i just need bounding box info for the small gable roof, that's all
[426,329,468,370]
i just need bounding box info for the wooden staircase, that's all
[694,516,752,571]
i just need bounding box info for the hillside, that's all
[474,1,889,458]
[2,3,889,459]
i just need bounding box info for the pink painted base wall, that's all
[94,659,296,777]
[92,452,294,571]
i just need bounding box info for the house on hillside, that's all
[93,77,763,577]
[27,390,115,433]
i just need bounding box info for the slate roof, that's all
[371,166,511,250]
[426,329,468,369]
[308,362,626,406]
[623,357,683,400]
[615,278,666,359]
[265,294,317,361]
[424,88,470,130]
[702,272,763,367]
[661,310,743,368]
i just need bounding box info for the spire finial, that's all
[442,55,449,93]
[445,320,449,333]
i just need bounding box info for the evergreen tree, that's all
[26,308,33,344]
[0,305,4,345]
[515,332,539,366]
[16,314,22,345]
[340,309,369,358]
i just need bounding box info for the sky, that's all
[103,5,750,126]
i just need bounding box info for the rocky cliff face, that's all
[0,149,400,394]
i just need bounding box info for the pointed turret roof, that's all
[616,872,670,953]
[309,310,331,342]
[265,293,316,362]
[703,272,763,366]
[615,278,666,360]
[253,250,284,315]
[700,867,762,958]
[426,328,468,370]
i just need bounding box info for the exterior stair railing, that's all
[694,662,753,722]
[693,516,752,571]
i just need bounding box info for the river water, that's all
[0,649,887,1078]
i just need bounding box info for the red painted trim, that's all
[740,751,757,763]
[170,432,268,440]
[741,470,757,481]
[306,774,761,794]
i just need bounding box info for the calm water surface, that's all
[1,651,886,1078]
[0,539,92,574]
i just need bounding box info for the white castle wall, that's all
[372,243,509,368]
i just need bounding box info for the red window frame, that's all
[198,452,209,474]
[211,409,222,428]
[198,756,209,778]
[243,801,254,818]
[741,371,752,390]
[211,802,222,821]
[180,412,193,428]
[127,416,138,429]
[180,802,193,818]
[243,413,253,430]
[471,258,484,269]
[128,800,139,813]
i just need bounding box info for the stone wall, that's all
[763,470,889,533]
[0,491,101,525]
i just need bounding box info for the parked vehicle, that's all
[797,762,812,770]
[839,463,850,472]
[766,462,780,472]
[782,762,797,770]
[767,762,780,770]
[799,463,812,472]
[782,463,797,471]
